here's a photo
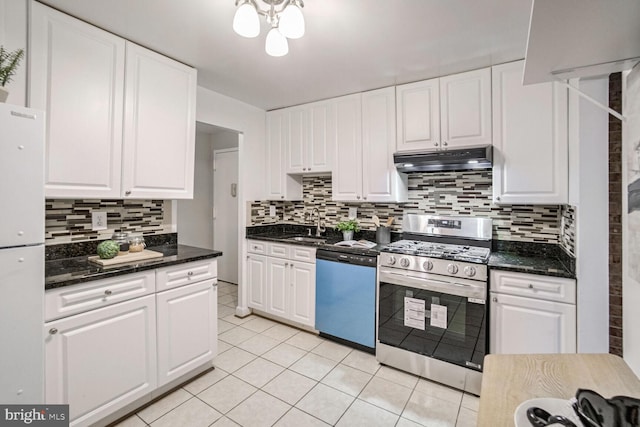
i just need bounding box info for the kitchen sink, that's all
[286,236,326,244]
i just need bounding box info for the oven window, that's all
[378,282,486,371]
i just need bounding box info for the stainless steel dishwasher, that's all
[315,250,377,353]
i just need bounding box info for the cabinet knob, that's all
[492,297,498,303]
[434,142,439,147]
[246,255,249,259]
[357,195,361,200]
[285,262,289,266]
[308,168,311,171]
[49,328,58,335]
[188,271,194,278]
[281,196,284,199]
[104,289,112,296]
[496,196,501,202]
[254,246,258,250]
[125,190,132,196]
[528,284,534,289]
[363,196,367,200]
[443,141,448,147]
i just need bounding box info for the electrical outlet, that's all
[92,211,107,231]
[269,205,276,217]
[348,207,357,219]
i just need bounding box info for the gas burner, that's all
[384,240,490,263]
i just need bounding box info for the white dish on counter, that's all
[514,397,581,427]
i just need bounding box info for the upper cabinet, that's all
[266,110,302,201]
[396,68,492,152]
[332,89,408,203]
[29,3,196,199]
[491,60,568,205]
[285,100,334,174]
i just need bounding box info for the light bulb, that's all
[233,2,260,38]
[279,2,305,39]
[265,27,288,57]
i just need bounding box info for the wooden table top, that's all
[477,353,640,426]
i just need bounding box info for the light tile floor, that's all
[115,281,479,427]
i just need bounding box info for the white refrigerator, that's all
[0,103,45,403]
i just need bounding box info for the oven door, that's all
[377,268,487,371]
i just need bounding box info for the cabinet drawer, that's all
[156,260,217,291]
[268,243,290,258]
[290,246,316,262]
[490,270,576,304]
[45,271,155,321]
[247,240,266,254]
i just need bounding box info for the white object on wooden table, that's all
[88,249,163,266]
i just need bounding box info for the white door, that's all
[396,78,441,152]
[266,257,289,318]
[285,107,306,173]
[44,295,157,427]
[156,280,217,387]
[307,100,335,173]
[289,261,315,327]
[246,254,266,311]
[213,148,239,284]
[331,94,363,202]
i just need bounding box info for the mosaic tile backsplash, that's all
[250,171,577,254]
[45,199,172,245]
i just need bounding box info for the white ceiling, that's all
[39,0,532,110]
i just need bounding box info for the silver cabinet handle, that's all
[104,289,112,296]
[49,328,58,335]
[125,190,132,196]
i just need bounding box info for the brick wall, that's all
[609,72,623,357]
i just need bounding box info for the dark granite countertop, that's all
[45,244,223,290]
[488,241,576,279]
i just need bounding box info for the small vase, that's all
[342,230,354,241]
[0,87,8,103]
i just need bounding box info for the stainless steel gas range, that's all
[376,214,492,395]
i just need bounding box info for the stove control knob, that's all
[422,260,434,271]
[400,258,410,268]
[464,266,476,277]
[387,256,396,265]
[447,263,459,274]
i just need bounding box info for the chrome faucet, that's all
[310,208,325,237]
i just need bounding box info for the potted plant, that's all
[336,218,360,241]
[0,46,25,103]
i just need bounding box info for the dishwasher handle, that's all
[316,250,377,267]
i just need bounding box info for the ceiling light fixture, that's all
[233,0,305,57]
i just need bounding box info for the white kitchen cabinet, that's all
[266,110,302,200]
[285,100,335,174]
[30,3,197,200]
[156,279,217,387]
[122,42,196,199]
[44,295,157,427]
[332,89,407,203]
[492,60,569,204]
[490,270,576,354]
[30,1,125,199]
[247,240,316,328]
[361,87,408,203]
[396,68,491,152]
[246,252,267,311]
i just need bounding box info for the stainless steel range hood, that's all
[393,145,492,173]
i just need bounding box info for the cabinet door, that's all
[122,42,196,199]
[289,261,315,327]
[265,111,302,200]
[440,68,492,149]
[266,258,289,318]
[156,280,217,387]
[246,254,267,311]
[396,78,440,152]
[285,107,306,174]
[492,61,568,204]
[331,94,363,201]
[490,292,576,354]
[361,87,408,203]
[44,295,157,426]
[30,2,125,198]
[307,100,335,173]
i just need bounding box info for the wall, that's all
[250,171,575,251]
[196,86,266,316]
[623,64,640,375]
[45,199,171,244]
[177,132,214,249]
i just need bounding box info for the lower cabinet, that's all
[44,259,218,427]
[156,279,217,387]
[247,240,316,328]
[489,270,576,354]
[44,295,157,427]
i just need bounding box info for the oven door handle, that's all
[379,269,486,300]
